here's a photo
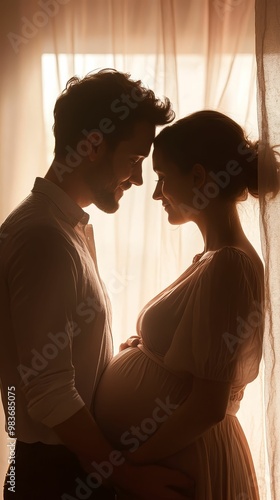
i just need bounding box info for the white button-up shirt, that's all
[0,177,113,444]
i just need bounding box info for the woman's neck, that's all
[195,203,247,253]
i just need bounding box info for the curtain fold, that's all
[0,1,275,498]
[256,1,280,498]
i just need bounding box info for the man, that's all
[0,70,192,499]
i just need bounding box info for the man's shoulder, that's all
[1,190,65,232]
[0,193,71,254]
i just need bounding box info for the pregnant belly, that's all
[94,346,192,450]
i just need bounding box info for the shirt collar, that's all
[31,177,90,226]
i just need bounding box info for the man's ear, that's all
[192,163,207,189]
[86,131,105,161]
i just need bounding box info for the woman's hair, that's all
[53,68,174,158]
[154,110,260,200]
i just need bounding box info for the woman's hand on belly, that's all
[119,335,142,352]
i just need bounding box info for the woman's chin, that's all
[166,212,189,225]
[167,214,182,225]
[162,205,186,225]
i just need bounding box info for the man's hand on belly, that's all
[113,462,195,499]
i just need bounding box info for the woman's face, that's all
[152,147,198,225]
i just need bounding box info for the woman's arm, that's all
[127,376,231,464]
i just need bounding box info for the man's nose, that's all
[130,166,143,186]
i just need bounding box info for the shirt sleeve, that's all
[164,247,264,385]
[7,224,85,427]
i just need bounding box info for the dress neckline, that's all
[194,246,251,263]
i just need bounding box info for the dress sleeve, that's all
[164,248,264,385]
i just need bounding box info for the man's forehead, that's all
[127,121,155,153]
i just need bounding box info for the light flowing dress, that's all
[94,247,263,499]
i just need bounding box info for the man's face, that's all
[85,121,155,213]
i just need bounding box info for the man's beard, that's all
[84,162,121,213]
[90,186,121,214]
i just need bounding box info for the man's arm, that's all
[52,405,118,467]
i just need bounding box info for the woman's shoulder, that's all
[202,245,264,285]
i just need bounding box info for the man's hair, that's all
[53,68,174,157]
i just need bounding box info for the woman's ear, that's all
[192,163,207,189]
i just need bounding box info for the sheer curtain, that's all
[0,0,276,498]
[256,0,280,498]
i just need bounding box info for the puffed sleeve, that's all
[164,248,264,385]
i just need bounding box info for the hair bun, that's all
[241,139,259,198]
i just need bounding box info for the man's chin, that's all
[104,189,124,213]
[103,203,119,214]
[94,197,120,214]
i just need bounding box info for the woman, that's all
[94,111,265,499]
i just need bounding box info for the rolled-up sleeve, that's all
[8,224,85,427]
